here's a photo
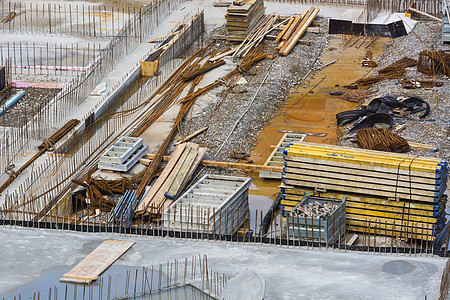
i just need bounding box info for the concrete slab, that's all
[0,227,445,299]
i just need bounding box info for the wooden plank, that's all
[284,167,440,192]
[286,142,445,167]
[346,207,439,224]
[135,144,186,214]
[346,224,434,241]
[276,13,304,51]
[284,173,443,197]
[408,7,441,21]
[281,8,320,56]
[345,201,440,218]
[275,16,294,43]
[141,155,283,172]
[165,147,199,199]
[209,47,239,62]
[347,214,439,230]
[284,179,440,203]
[147,31,180,43]
[409,142,438,152]
[61,239,134,284]
[284,155,446,179]
[284,160,441,185]
[149,144,200,211]
[346,234,359,245]
[174,127,208,145]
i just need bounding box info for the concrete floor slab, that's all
[0,227,445,299]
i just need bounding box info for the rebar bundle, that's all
[356,127,410,153]
[417,50,450,77]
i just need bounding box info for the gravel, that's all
[0,87,60,127]
[178,18,329,165]
[339,22,450,162]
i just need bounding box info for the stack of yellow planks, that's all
[225,0,265,41]
[135,142,207,217]
[281,142,449,241]
[275,7,320,56]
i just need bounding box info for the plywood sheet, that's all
[60,239,135,284]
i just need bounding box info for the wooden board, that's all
[282,187,446,211]
[135,144,186,214]
[284,168,442,193]
[284,155,447,179]
[165,147,199,199]
[61,239,134,284]
[284,160,444,185]
[284,178,442,202]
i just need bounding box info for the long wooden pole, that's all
[140,155,283,172]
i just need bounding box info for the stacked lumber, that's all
[276,7,320,56]
[163,174,251,235]
[135,142,207,217]
[281,142,449,241]
[225,0,265,42]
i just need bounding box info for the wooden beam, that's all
[281,8,320,56]
[174,126,208,145]
[140,155,283,172]
[408,7,441,22]
[147,31,180,43]
[275,16,294,43]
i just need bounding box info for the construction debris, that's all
[336,94,430,136]
[287,195,346,243]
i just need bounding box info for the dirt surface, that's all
[179,18,328,165]
[0,87,61,127]
[339,22,450,161]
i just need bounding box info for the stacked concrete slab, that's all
[98,137,148,172]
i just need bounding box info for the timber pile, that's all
[281,142,449,241]
[225,0,265,42]
[275,8,320,56]
[135,142,207,217]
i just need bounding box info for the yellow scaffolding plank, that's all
[284,179,439,202]
[284,160,441,186]
[284,167,438,192]
[287,141,444,165]
[346,207,438,223]
[284,155,445,179]
[282,188,446,211]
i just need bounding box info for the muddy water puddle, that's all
[248,35,390,195]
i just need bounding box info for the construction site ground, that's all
[1,0,450,298]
